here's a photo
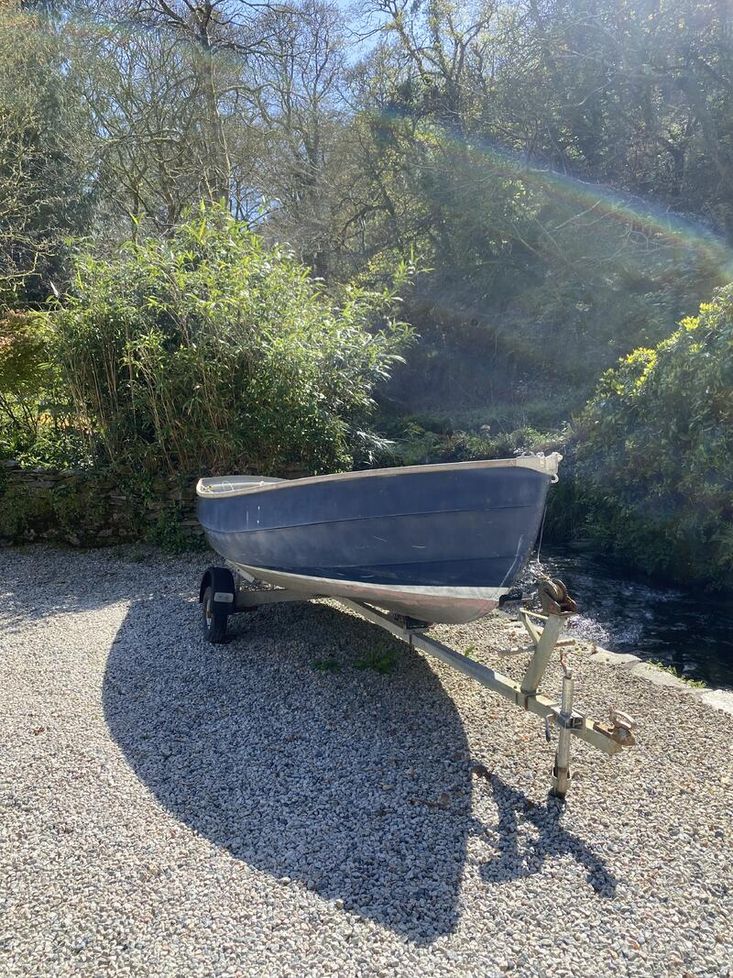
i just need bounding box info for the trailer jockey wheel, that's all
[538,578,578,616]
[202,585,229,643]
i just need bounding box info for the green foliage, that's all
[146,504,203,554]
[0,309,88,468]
[574,286,733,586]
[355,643,400,675]
[336,0,731,420]
[3,0,733,588]
[0,483,53,540]
[13,428,93,470]
[312,658,340,673]
[0,6,93,303]
[648,660,707,688]
[384,411,563,467]
[0,474,111,545]
[0,311,51,394]
[50,480,109,542]
[53,206,412,478]
[0,311,55,448]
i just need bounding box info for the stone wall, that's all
[0,461,204,548]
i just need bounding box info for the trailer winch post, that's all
[517,607,577,798]
[519,610,566,696]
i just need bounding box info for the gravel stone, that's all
[1,545,732,978]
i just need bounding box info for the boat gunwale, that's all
[196,454,562,499]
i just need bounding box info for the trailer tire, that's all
[202,585,228,643]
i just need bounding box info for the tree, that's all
[251,0,350,278]
[0,3,94,304]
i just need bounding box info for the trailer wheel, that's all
[202,585,228,643]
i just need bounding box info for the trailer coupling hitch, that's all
[594,707,637,747]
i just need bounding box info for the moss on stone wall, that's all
[0,462,205,551]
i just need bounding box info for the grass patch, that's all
[312,658,340,673]
[355,645,400,675]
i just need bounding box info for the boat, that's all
[195,451,637,798]
[196,453,562,625]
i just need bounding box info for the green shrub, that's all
[0,310,56,453]
[54,205,412,478]
[573,285,733,586]
[146,504,204,554]
[390,416,563,467]
[0,310,87,468]
[14,427,93,470]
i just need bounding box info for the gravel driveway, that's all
[1,546,732,977]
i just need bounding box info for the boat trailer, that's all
[199,567,636,799]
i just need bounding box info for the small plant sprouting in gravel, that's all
[312,658,340,673]
[123,545,149,563]
[463,644,477,659]
[355,645,399,675]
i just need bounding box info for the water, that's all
[526,545,733,689]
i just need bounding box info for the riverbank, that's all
[2,545,732,977]
[530,546,733,689]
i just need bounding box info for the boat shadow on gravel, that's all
[103,596,617,944]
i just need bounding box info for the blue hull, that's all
[197,459,558,624]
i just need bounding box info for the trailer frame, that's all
[198,566,635,799]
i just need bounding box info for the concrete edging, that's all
[588,645,733,717]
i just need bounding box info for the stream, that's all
[527,545,733,689]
